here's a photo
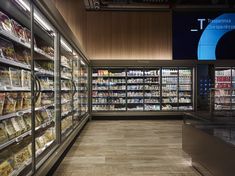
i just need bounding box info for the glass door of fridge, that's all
[60,38,74,141]
[33,6,57,170]
[80,60,88,116]
[0,0,33,175]
[178,68,193,111]
[72,52,81,125]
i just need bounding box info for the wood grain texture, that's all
[51,1,172,60]
[53,120,199,176]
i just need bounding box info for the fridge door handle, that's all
[34,75,41,103]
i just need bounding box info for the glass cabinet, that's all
[0,1,89,176]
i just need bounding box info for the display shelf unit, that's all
[0,1,89,176]
[92,67,194,113]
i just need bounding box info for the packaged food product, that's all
[35,111,43,127]
[36,135,46,149]
[0,11,13,33]
[0,123,8,144]
[3,93,17,114]
[15,49,31,65]
[17,116,27,133]
[41,92,53,105]
[39,109,49,122]
[22,93,31,109]
[41,46,54,57]
[9,67,22,87]
[0,93,5,115]
[0,37,16,60]
[15,93,23,111]
[24,28,37,47]
[3,119,16,138]
[23,113,31,130]
[12,20,27,42]
[0,67,11,87]
[44,129,55,143]
[11,117,22,135]
[21,70,31,88]
[38,61,54,71]
[35,92,41,107]
[0,160,13,176]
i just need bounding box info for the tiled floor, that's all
[53,120,200,176]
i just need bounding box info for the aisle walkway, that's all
[53,120,199,176]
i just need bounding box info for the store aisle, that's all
[53,120,199,176]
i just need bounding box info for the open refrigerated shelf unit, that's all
[92,67,194,114]
[0,1,89,176]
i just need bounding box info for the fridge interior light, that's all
[15,0,54,32]
[61,39,72,52]
[80,60,86,66]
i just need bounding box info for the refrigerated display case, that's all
[0,1,90,176]
[92,67,194,113]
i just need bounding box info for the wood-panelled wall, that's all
[52,0,172,60]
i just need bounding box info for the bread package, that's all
[11,117,22,136]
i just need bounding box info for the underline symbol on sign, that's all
[190,29,198,32]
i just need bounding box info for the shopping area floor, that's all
[53,120,200,176]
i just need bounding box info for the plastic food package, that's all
[39,109,49,122]
[35,112,43,127]
[3,93,17,114]
[0,37,16,60]
[0,93,6,115]
[38,61,54,71]
[0,67,11,88]
[22,113,31,130]
[12,20,27,42]
[21,70,31,88]
[22,93,31,110]
[41,92,53,105]
[9,67,22,87]
[15,93,23,111]
[3,119,16,138]
[36,136,46,149]
[41,46,54,57]
[11,117,22,135]
[17,116,27,133]
[15,49,31,65]
[12,143,31,169]
[0,123,8,144]
[44,129,55,143]
[0,11,13,33]
[0,160,13,176]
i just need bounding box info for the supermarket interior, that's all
[0,0,235,176]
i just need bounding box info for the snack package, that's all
[22,93,31,110]
[12,20,27,42]
[3,119,16,138]
[0,123,8,144]
[3,93,17,114]
[15,93,23,111]
[23,113,31,130]
[0,93,5,115]
[0,37,16,60]
[0,11,13,33]
[0,67,11,88]
[21,70,31,88]
[9,67,22,87]
[11,117,22,136]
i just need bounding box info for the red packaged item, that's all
[0,11,13,33]
[12,20,27,42]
